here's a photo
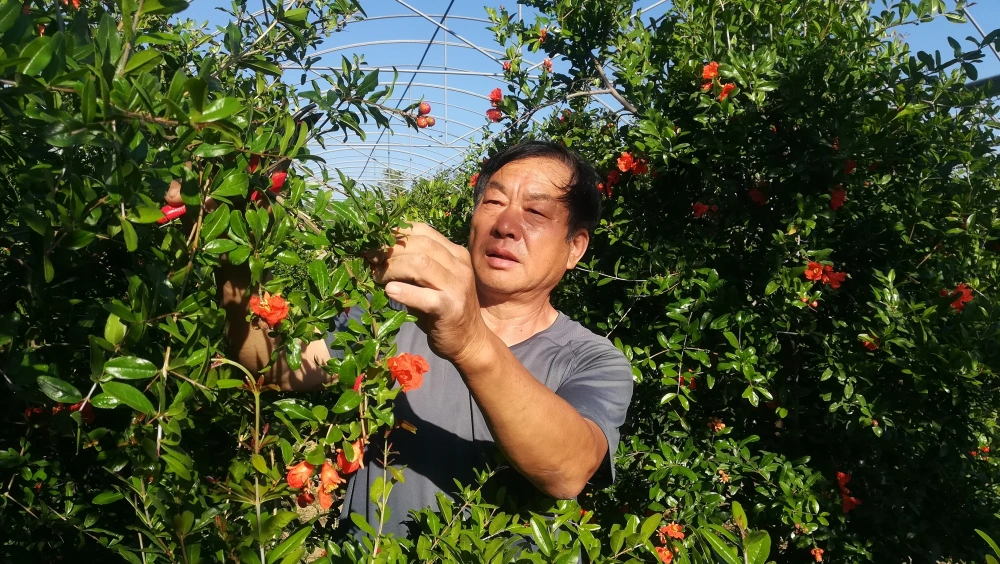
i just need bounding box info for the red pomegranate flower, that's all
[845,160,857,175]
[617,152,635,173]
[70,401,95,424]
[718,83,736,100]
[388,353,429,392]
[701,81,712,91]
[631,158,649,175]
[296,489,315,508]
[352,373,364,392]
[542,58,552,72]
[748,186,767,205]
[607,169,621,186]
[655,546,674,564]
[286,461,314,490]
[940,283,973,311]
[702,61,719,80]
[489,87,503,106]
[804,262,824,282]
[811,547,825,562]
[841,494,861,513]
[248,155,260,173]
[692,202,711,218]
[862,335,879,351]
[539,27,547,42]
[821,265,847,289]
[836,471,851,490]
[318,460,344,510]
[249,293,289,327]
[830,186,847,210]
[337,440,364,475]
[502,60,511,71]
[598,183,612,198]
[486,108,503,123]
[469,172,480,187]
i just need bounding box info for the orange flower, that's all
[539,27,547,42]
[318,461,344,509]
[708,417,725,433]
[940,283,973,311]
[598,182,612,198]
[631,158,649,175]
[489,87,503,105]
[469,172,479,187]
[655,546,674,564]
[701,81,712,91]
[835,471,851,490]
[296,489,315,507]
[617,152,635,172]
[249,292,289,327]
[718,83,736,100]
[388,353,429,392]
[486,108,503,123]
[981,446,991,453]
[286,461,314,490]
[804,262,824,282]
[718,469,731,483]
[62,0,81,9]
[660,523,685,540]
[337,440,364,475]
[811,547,825,562]
[702,61,719,80]
[502,60,511,71]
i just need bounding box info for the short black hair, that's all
[472,141,602,237]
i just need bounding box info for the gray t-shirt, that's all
[328,307,633,538]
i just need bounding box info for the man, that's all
[216,141,634,536]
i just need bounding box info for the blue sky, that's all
[181,1,1000,187]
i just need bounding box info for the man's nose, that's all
[491,207,524,240]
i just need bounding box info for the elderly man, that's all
[215,141,634,536]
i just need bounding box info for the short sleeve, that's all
[556,340,634,485]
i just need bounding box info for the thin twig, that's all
[592,57,638,114]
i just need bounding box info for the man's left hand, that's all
[369,222,489,365]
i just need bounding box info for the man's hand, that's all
[369,222,489,365]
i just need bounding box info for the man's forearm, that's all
[454,332,607,498]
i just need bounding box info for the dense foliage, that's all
[3,0,1000,563]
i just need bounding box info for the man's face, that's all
[468,156,589,301]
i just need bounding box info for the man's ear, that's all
[565,228,590,270]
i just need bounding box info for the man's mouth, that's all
[485,247,520,264]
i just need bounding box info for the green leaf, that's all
[123,49,163,75]
[331,390,362,414]
[274,400,319,421]
[19,36,54,77]
[732,501,748,531]
[37,376,83,404]
[251,454,269,474]
[92,491,124,505]
[745,530,771,564]
[267,525,313,564]
[203,239,238,255]
[104,314,127,345]
[309,260,330,297]
[529,516,554,556]
[212,171,249,198]
[350,512,377,537]
[90,393,121,409]
[228,245,251,265]
[120,218,138,251]
[978,530,1000,558]
[192,143,236,158]
[259,511,297,543]
[101,382,155,415]
[139,0,190,16]
[105,356,158,380]
[195,97,243,124]
[701,529,741,564]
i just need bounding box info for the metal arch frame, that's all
[285,0,673,189]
